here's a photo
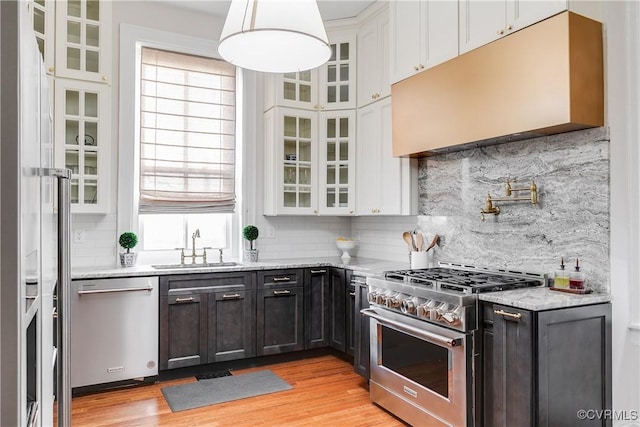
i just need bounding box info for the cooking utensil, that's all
[425,234,440,252]
[414,233,424,252]
[402,232,416,251]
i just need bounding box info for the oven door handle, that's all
[361,308,462,348]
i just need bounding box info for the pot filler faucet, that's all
[177,228,223,264]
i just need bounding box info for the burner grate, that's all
[384,266,545,293]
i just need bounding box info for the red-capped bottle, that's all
[569,258,586,290]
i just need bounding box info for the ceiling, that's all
[155,0,376,21]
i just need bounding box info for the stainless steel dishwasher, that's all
[70,276,159,388]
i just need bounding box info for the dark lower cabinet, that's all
[329,268,346,352]
[159,272,255,370]
[304,268,330,349]
[257,270,305,356]
[208,290,254,363]
[353,274,370,379]
[159,267,371,371]
[160,293,208,370]
[484,302,612,427]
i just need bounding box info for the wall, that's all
[417,127,610,292]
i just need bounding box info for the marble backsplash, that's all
[417,127,610,293]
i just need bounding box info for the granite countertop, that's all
[71,256,410,280]
[479,286,611,311]
[73,258,610,311]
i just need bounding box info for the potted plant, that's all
[242,225,259,262]
[118,232,139,267]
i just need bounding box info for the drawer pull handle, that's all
[349,292,356,297]
[273,277,291,282]
[310,269,326,274]
[494,309,522,320]
[175,297,195,303]
[273,290,291,296]
[222,293,241,300]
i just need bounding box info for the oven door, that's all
[362,308,473,427]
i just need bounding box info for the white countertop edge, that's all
[479,286,612,311]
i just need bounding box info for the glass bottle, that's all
[570,258,586,290]
[554,258,570,289]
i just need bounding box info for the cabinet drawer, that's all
[257,269,304,289]
[160,271,254,295]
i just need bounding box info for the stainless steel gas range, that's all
[363,262,547,427]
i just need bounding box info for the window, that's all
[136,47,237,251]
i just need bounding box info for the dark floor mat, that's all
[195,370,232,380]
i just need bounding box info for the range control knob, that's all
[401,298,417,314]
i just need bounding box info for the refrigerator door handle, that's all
[44,167,72,427]
[38,167,72,180]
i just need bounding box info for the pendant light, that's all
[218,0,331,73]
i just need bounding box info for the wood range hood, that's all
[392,11,604,157]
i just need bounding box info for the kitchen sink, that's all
[151,262,239,269]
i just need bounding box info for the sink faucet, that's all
[191,229,200,259]
[182,228,206,264]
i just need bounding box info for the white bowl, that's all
[336,240,355,258]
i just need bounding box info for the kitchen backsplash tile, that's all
[71,213,118,268]
[416,127,610,293]
[351,216,419,263]
[257,216,351,259]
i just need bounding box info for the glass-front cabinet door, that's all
[280,109,317,214]
[54,78,110,213]
[55,0,111,83]
[264,107,318,215]
[319,31,357,110]
[30,0,55,74]
[318,111,355,215]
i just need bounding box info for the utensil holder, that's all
[410,251,432,269]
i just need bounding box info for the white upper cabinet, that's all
[55,0,112,83]
[30,0,55,75]
[390,0,458,85]
[264,69,319,111]
[264,29,357,112]
[356,97,417,216]
[357,4,390,107]
[459,0,566,54]
[54,78,111,213]
[319,30,357,111]
[318,110,356,215]
[264,107,318,215]
[263,107,357,216]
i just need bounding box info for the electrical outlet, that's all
[73,230,85,243]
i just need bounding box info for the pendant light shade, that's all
[218,0,331,73]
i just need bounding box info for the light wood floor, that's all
[68,354,407,426]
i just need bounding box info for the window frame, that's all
[118,24,242,263]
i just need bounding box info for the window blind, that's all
[139,47,236,213]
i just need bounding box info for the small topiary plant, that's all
[242,225,259,250]
[118,232,138,253]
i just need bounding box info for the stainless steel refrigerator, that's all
[1,1,72,426]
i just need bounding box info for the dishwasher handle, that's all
[77,285,154,295]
